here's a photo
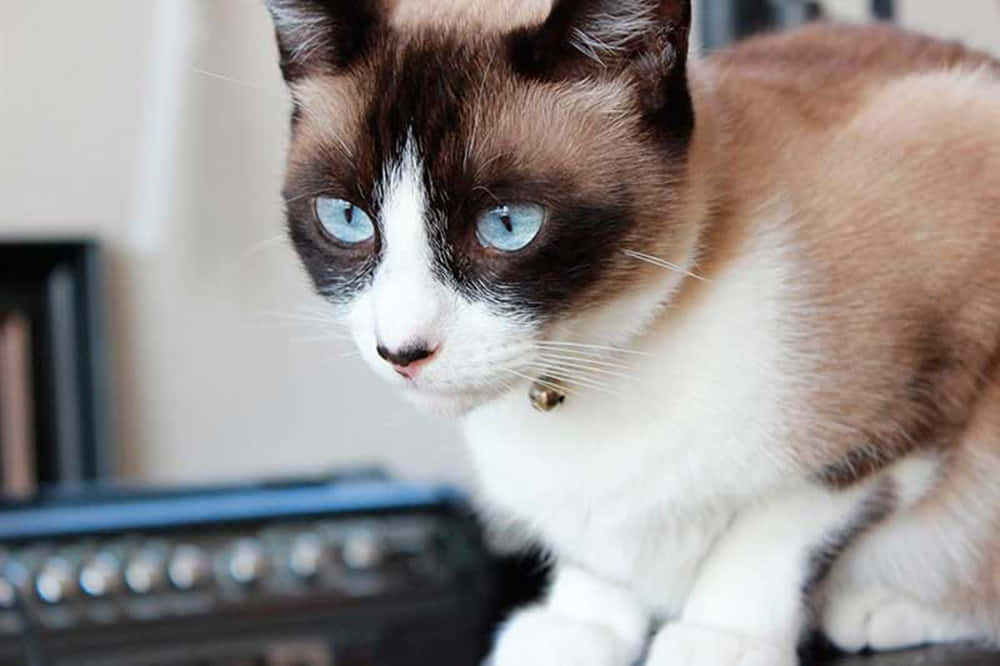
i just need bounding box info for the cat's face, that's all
[269,0,699,415]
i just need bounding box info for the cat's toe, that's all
[865,598,938,651]
[487,606,639,666]
[823,588,983,653]
[645,622,797,666]
[821,588,886,653]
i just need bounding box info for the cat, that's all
[264,1,1000,664]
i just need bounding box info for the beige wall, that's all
[824,0,1000,54]
[1,1,997,487]
[898,0,1000,55]
[0,1,464,486]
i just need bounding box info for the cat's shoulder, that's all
[695,22,998,139]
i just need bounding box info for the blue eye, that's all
[314,196,375,245]
[475,203,545,252]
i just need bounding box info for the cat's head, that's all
[268,0,703,415]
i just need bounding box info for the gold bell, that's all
[529,377,566,412]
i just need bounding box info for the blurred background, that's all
[1,0,999,490]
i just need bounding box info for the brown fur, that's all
[661,23,1000,622]
[678,24,1000,486]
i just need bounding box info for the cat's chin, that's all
[400,384,507,418]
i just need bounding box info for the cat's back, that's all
[704,23,999,130]
[697,23,1000,432]
[701,22,1000,241]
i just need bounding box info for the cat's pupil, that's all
[344,204,355,225]
[500,211,513,233]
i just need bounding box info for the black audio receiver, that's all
[0,470,497,666]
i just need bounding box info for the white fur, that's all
[823,587,983,653]
[681,480,879,645]
[491,567,649,666]
[647,622,794,666]
[346,171,996,662]
[466,229,801,615]
[464,222,986,665]
[369,138,444,354]
[889,452,942,510]
[821,446,1000,652]
[490,606,637,666]
[349,138,540,415]
[547,566,650,649]
[568,0,659,65]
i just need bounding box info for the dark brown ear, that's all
[509,0,693,143]
[509,0,691,73]
[266,0,380,81]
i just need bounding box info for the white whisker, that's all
[623,249,708,282]
[503,368,581,397]
[235,234,288,262]
[284,189,337,205]
[190,66,276,94]
[534,351,638,371]
[258,310,349,326]
[524,364,619,395]
[533,356,635,382]
[534,340,650,356]
[290,333,354,343]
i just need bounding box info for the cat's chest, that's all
[466,391,742,611]
[463,335,788,610]
[462,236,798,610]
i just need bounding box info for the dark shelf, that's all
[823,646,998,665]
[0,240,113,486]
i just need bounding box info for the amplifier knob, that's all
[167,545,210,590]
[227,538,267,585]
[341,528,385,571]
[125,550,166,594]
[79,552,121,598]
[35,558,75,604]
[288,533,323,579]
[0,578,16,609]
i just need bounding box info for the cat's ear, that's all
[509,0,693,136]
[511,0,691,72]
[266,0,380,81]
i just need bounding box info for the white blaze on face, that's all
[370,138,448,354]
[345,136,543,414]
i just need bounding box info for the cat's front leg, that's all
[488,565,649,666]
[646,480,892,666]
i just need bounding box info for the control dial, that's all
[341,527,385,571]
[79,552,121,598]
[227,538,267,585]
[0,578,16,609]
[125,549,166,595]
[288,533,324,579]
[167,545,210,591]
[35,558,75,604]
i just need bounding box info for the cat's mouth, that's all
[393,371,522,416]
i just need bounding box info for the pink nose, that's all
[376,343,437,378]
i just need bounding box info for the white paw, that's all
[487,606,640,666]
[823,588,978,653]
[645,622,797,666]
